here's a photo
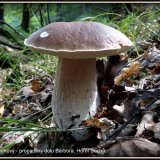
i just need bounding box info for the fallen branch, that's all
[97,95,160,149]
[0,39,23,50]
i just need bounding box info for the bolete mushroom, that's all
[24,22,133,140]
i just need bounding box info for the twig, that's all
[97,96,159,148]
[0,39,23,50]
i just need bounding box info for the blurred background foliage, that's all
[0,3,159,89]
[1,3,160,40]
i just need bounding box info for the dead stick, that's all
[97,96,159,148]
[0,39,23,50]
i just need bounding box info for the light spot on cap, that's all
[40,31,49,38]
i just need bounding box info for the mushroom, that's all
[24,22,133,140]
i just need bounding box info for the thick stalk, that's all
[51,58,99,133]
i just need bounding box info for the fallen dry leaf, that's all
[138,97,155,108]
[31,79,40,92]
[150,64,160,75]
[1,130,39,149]
[82,117,113,130]
[82,117,115,141]
[96,104,110,118]
[82,117,106,128]
[141,47,160,68]
[104,137,160,157]
[114,62,141,85]
[135,111,160,140]
[17,86,34,98]
[11,103,24,115]
[135,112,156,137]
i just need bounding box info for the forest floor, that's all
[0,36,160,157]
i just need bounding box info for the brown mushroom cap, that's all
[24,21,133,59]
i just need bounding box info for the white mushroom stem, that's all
[51,58,100,138]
